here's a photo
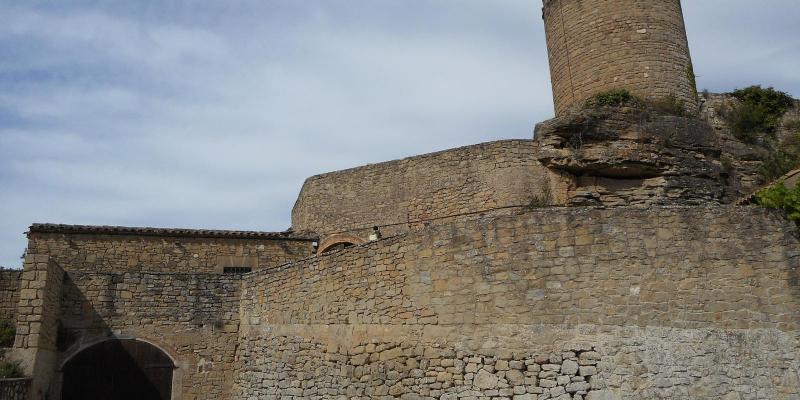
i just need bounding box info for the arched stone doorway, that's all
[61,339,175,400]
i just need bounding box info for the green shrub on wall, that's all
[755,181,800,224]
[649,94,687,117]
[585,89,637,108]
[0,360,23,379]
[761,132,800,180]
[727,86,794,142]
[0,319,15,348]
[585,89,689,116]
[786,119,800,133]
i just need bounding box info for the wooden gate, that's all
[61,339,174,400]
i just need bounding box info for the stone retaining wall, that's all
[236,206,800,399]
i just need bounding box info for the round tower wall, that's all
[543,0,698,116]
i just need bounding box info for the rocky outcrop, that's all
[533,107,725,206]
[699,93,800,201]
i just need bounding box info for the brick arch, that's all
[317,233,366,255]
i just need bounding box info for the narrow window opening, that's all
[223,267,252,274]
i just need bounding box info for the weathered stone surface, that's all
[233,206,800,399]
[542,0,697,116]
[54,270,243,399]
[292,140,569,240]
[0,269,22,323]
[25,227,314,274]
[533,107,725,206]
[474,370,500,389]
[506,369,526,386]
[586,390,619,400]
[561,360,579,376]
[699,92,800,201]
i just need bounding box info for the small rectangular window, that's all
[223,267,252,274]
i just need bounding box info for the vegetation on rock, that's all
[755,181,800,224]
[0,319,15,348]
[726,86,794,142]
[649,94,688,117]
[785,119,800,133]
[586,89,689,116]
[0,360,23,379]
[527,184,553,208]
[585,89,637,108]
[761,131,800,180]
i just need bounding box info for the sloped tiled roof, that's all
[28,223,316,241]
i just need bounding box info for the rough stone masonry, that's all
[234,207,800,399]
[542,0,698,116]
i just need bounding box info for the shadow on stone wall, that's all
[53,271,242,399]
[57,273,114,356]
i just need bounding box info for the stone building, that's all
[1,1,799,399]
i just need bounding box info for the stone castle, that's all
[1,0,799,399]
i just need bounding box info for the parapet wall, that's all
[291,140,568,240]
[0,269,21,322]
[26,225,315,274]
[543,0,698,116]
[236,206,800,399]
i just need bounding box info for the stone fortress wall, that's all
[235,206,800,399]
[292,140,570,242]
[0,269,22,322]
[542,0,698,116]
[26,224,316,274]
[56,271,243,399]
[10,254,245,399]
[292,98,800,241]
[7,109,800,399]
[6,0,800,398]
[7,225,313,399]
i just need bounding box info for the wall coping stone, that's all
[299,139,535,183]
[0,378,31,383]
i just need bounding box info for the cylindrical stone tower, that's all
[542,0,698,116]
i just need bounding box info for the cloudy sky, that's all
[0,1,798,268]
